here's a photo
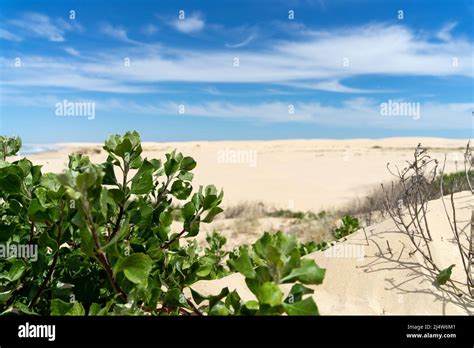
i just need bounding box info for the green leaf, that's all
[38,230,59,252]
[180,157,197,171]
[79,227,95,257]
[202,207,223,223]
[129,156,143,169]
[186,220,200,237]
[225,290,241,312]
[131,160,154,194]
[0,290,12,303]
[181,202,195,221]
[202,195,219,210]
[164,288,188,307]
[256,282,283,307]
[159,211,173,227]
[115,138,133,158]
[88,303,102,316]
[15,158,32,177]
[164,158,179,177]
[435,264,455,286]
[208,302,231,316]
[170,180,192,200]
[281,259,326,285]
[75,165,102,191]
[178,171,194,181]
[190,288,207,305]
[117,253,153,287]
[99,188,108,219]
[283,297,319,316]
[8,260,26,282]
[8,302,39,316]
[28,199,49,222]
[102,162,118,185]
[208,287,230,309]
[0,136,22,158]
[0,173,22,193]
[68,154,91,172]
[50,299,85,315]
[284,283,314,303]
[196,264,212,277]
[227,249,256,279]
[244,300,259,310]
[40,173,61,192]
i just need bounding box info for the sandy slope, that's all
[16,137,473,314]
[19,137,467,212]
[190,191,474,315]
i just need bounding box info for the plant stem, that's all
[186,297,203,316]
[0,283,24,312]
[154,175,174,209]
[29,202,64,308]
[29,252,59,308]
[160,208,203,249]
[109,160,129,241]
[83,199,127,302]
[29,221,35,243]
[160,228,186,249]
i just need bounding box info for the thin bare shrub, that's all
[464,140,473,194]
[381,144,438,268]
[382,144,438,260]
[439,143,473,297]
[223,201,266,219]
[382,143,473,298]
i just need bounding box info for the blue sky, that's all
[0,0,472,143]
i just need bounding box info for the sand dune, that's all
[190,191,474,315]
[18,137,468,212]
[15,137,473,315]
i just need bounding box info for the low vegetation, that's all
[0,132,327,316]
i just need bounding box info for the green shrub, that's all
[433,170,473,194]
[224,231,325,315]
[267,209,320,220]
[0,131,326,316]
[299,241,328,256]
[197,231,229,279]
[333,215,360,240]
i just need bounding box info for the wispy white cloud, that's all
[64,47,80,56]
[8,13,80,42]
[142,24,159,35]
[96,98,473,130]
[84,24,473,84]
[1,89,470,130]
[436,22,458,41]
[0,28,22,42]
[171,13,205,33]
[280,80,384,93]
[225,33,257,48]
[0,23,472,94]
[100,23,138,44]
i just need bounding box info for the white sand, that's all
[190,191,474,315]
[19,137,468,212]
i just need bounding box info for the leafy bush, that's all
[0,131,326,316]
[222,231,326,315]
[299,241,329,256]
[197,231,229,279]
[333,215,360,240]
[433,170,473,194]
[267,209,323,220]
